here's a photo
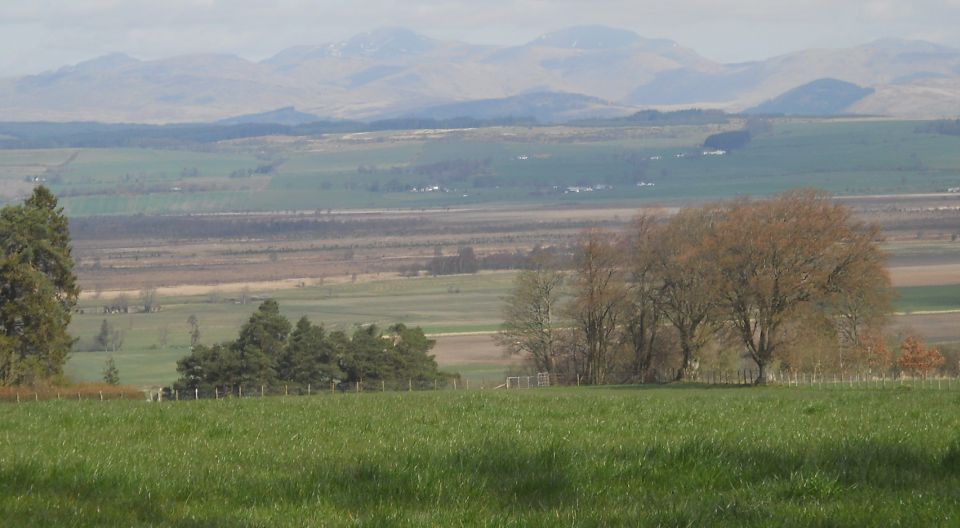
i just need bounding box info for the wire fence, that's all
[4,370,959,404]
[147,377,505,402]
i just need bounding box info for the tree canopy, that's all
[0,186,79,385]
[174,300,448,391]
[500,189,895,384]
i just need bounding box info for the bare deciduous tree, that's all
[496,254,565,373]
[140,288,158,313]
[650,208,722,380]
[622,215,664,381]
[566,230,628,385]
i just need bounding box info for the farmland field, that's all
[1,117,957,387]
[1,387,958,526]
[65,273,519,387]
[65,264,960,387]
[2,119,960,216]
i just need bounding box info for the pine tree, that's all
[282,316,342,385]
[231,299,291,386]
[0,186,79,385]
[102,356,120,385]
[95,320,111,351]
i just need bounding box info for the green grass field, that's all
[1,386,958,526]
[4,119,960,215]
[897,284,960,313]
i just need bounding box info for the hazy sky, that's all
[2,0,959,76]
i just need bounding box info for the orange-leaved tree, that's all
[710,190,891,384]
[897,335,944,378]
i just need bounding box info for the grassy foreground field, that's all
[1,386,958,526]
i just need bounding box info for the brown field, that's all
[0,383,143,402]
[73,196,959,297]
[891,312,960,343]
[72,204,650,294]
[888,264,960,287]
[431,334,506,365]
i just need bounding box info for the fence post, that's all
[195,388,199,400]
[434,379,438,391]
[453,379,457,391]
[215,387,219,400]
[261,385,265,397]
[285,385,289,396]
[239,386,242,398]
[308,384,311,396]
[409,379,412,392]
[16,393,19,404]
[175,390,179,401]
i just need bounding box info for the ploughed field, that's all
[1,386,958,526]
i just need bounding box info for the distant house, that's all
[565,186,593,193]
[703,149,727,156]
[947,187,960,193]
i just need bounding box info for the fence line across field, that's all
[3,371,958,403]
[143,372,960,401]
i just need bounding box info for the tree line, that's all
[173,299,452,392]
[498,190,910,385]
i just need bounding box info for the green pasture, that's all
[1,387,958,525]
[896,284,960,313]
[2,119,958,215]
[66,273,517,386]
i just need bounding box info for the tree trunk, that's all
[754,361,766,385]
[676,341,691,381]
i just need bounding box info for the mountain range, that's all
[1,26,959,123]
